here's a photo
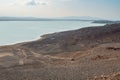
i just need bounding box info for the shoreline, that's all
[0,36,42,46]
[0,23,105,46]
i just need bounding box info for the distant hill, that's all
[93,20,120,24]
[0,16,105,21]
[59,16,105,20]
[0,17,50,21]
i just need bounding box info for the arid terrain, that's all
[0,23,120,80]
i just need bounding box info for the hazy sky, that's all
[0,0,120,20]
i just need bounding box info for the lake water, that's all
[0,21,105,46]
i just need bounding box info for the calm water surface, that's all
[0,21,105,45]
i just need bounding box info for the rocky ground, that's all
[0,23,120,80]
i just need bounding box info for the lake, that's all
[0,21,105,46]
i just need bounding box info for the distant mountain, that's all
[0,16,105,21]
[0,17,50,21]
[59,16,105,20]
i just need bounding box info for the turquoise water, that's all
[0,21,104,45]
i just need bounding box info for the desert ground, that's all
[0,23,120,80]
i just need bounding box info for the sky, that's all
[0,0,120,20]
